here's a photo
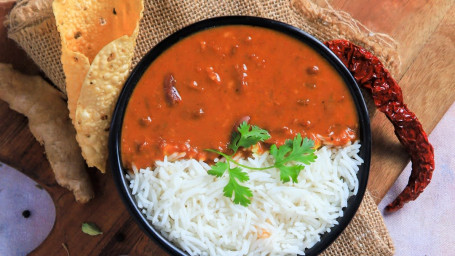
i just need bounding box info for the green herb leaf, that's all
[207,161,229,177]
[283,134,316,164]
[82,222,103,236]
[229,122,271,153]
[223,167,253,206]
[277,164,305,183]
[229,166,250,182]
[207,125,317,206]
[270,134,317,183]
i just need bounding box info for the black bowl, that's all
[109,16,371,256]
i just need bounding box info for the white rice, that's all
[128,141,363,256]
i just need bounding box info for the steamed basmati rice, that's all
[128,142,363,256]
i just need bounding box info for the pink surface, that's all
[0,163,55,256]
[378,102,455,255]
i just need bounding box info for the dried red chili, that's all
[324,39,435,212]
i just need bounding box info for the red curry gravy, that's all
[122,25,358,169]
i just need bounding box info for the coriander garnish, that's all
[206,122,317,206]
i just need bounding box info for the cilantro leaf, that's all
[207,126,317,206]
[229,166,250,182]
[223,167,252,206]
[277,164,305,183]
[282,134,316,165]
[207,161,229,177]
[271,134,317,183]
[269,144,291,163]
[229,122,271,152]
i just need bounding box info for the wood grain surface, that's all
[0,1,454,255]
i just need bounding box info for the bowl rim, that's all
[109,15,371,256]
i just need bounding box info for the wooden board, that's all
[330,0,455,201]
[0,1,454,255]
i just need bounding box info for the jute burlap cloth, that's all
[6,0,398,255]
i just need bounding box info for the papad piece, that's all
[75,36,135,172]
[53,0,143,122]
[61,50,90,121]
[0,63,94,203]
[53,0,143,62]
